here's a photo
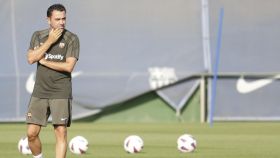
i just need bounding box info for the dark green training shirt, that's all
[29,29,79,99]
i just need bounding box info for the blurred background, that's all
[1,0,280,123]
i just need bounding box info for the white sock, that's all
[33,153,43,158]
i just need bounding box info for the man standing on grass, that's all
[26,4,79,158]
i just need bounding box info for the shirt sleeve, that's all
[29,31,40,50]
[66,35,80,60]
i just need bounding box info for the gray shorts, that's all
[26,96,72,127]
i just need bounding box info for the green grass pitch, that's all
[1,122,279,158]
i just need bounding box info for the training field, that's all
[1,122,279,158]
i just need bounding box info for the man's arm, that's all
[27,29,63,64]
[39,57,77,73]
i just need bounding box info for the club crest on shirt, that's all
[59,42,65,48]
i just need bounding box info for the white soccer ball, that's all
[68,136,89,154]
[18,136,32,155]
[123,135,144,153]
[177,134,197,153]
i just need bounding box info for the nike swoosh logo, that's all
[61,117,68,121]
[236,75,280,94]
[25,71,83,94]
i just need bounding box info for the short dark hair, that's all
[47,4,66,17]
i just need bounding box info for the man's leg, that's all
[54,125,67,158]
[27,123,43,157]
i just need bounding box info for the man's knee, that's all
[27,124,41,141]
[27,131,38,142]
[54,125,67,138]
